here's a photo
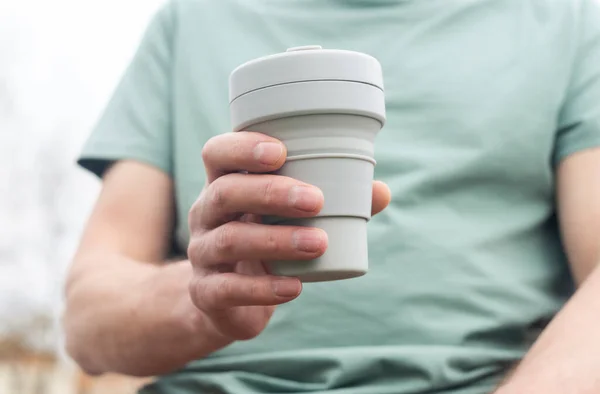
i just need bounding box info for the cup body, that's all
[246,115,380,281]
[229,47,385,282]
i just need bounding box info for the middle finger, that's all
[192,173,324,230]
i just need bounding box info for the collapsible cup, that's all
[229,45,386,282]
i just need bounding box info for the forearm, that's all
[496,266,600,393]
[64,255,232,377]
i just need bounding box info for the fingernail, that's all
[272,278,301,298]
[254,142,283,165]
[289,186,322,212]
[292,229,325,252]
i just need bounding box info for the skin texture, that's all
[63,131,391,376]
[494,148,600,394]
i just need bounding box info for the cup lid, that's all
[229,45,384,103]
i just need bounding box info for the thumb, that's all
[372,180,392,216]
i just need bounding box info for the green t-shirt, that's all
[78,0,600,393]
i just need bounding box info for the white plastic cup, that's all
[229,45,386,282]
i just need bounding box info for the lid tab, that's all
[286,45,323,52]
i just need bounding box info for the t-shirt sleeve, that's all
[77,2,175,178]
[554,0,600,165]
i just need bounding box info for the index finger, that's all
[201,132,287,183]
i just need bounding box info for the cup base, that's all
[276,268,366,283]
[264,217,369,283]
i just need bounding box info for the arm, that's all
[66,135,391,378]
[63,161,231,377]
[496,148,600,393]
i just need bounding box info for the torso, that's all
[162,0,578,392]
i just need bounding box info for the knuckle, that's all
[247,280,264,300]
[188,277,207,310]
[213,224,237,258]
[260,177,279,206]
[215,277,235,305]
[263,229,283,254]
[188,197,204,231]
[205,179,229,210]
[187,236,206,266]
[201,137,218,164]
[202,133,249,166]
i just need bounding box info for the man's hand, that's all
[63,133,389,377]
[187,131,391,340]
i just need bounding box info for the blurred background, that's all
[0,0,165,392]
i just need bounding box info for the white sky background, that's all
[0,0,165,353]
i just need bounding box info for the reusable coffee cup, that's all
[229,45,386,282]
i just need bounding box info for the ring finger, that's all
[188,221,328,269]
